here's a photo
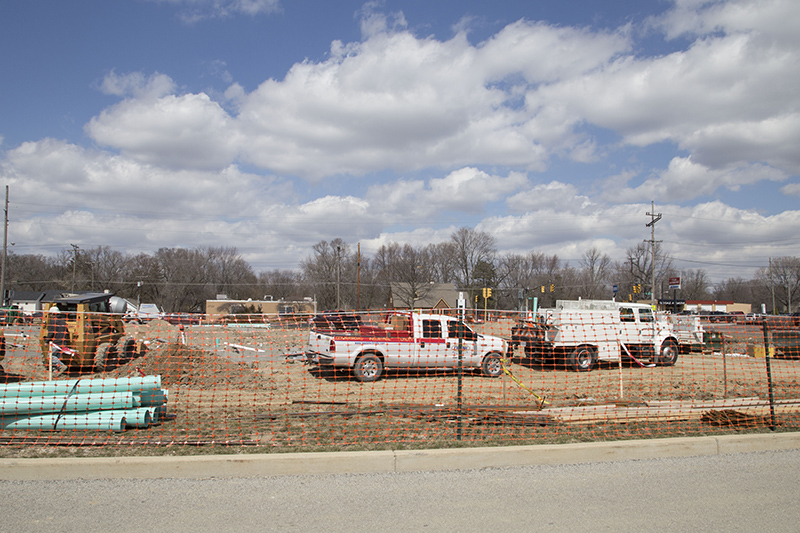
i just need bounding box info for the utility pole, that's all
[70,244,80,292]
[335,245,341,310]
[0,186,8,307]
[770,257,776,313]
[645,201,662,310]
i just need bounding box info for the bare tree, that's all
[496,251,564,308]
[6,253,65,292]
[374,243,435,308]
[155,248,212,312]
[754,257,800,313]
[677,269,712,301]
[579,247,611,299]
[300,239,354,310]
[123,252,162,305]
[450,227,496,291]
[258,269,303,301]
[614,242,673,300]
[424,242,457,284]
[206,246,258,300]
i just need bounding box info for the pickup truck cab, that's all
[307,311,507,382]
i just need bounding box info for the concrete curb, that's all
[2,432,799,480]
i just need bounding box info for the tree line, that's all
[5,229,798,313]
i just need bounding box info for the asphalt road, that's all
[3,449,799,532]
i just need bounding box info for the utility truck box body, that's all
[510,299,680,371]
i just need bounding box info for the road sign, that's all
[669,277,681,290]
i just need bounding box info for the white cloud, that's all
[477,19,631,83]
[428,168,528,210]
[232,18,625,179]
[506,181,589,213]
[0,139,294,250]
[86,90,240,170]
[99,71,176,99]
[150,0,281,23]
[358,1,408,39]
[480,199,800,279]
[656,0,800,46]
[81,2,799,196]
[363,168,529,221]
[782,183,800,197]
[604,157,787,203]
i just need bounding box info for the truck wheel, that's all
[354,353,383,382]
[567,346,595,372]
[481,352,503,378]
[94,342,114,372]
[658,339,679,366]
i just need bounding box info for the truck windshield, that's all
[639,308,654,322]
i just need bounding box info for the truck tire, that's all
[567,345,595,372]
[94,342,114,373]
[481,352,503,378]
[354,353,383,382]
[658,339,679,366]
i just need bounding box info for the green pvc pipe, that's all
[119,407,152,428]
[0,411,127,432]
[0,375,161,400]
[135,389,168,407]
[0,392,138,417]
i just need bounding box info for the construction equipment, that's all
[38,292,146,373]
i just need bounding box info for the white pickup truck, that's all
[306,311,507,382]
[510,299,680,371]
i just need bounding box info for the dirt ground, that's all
[1,318,799,451]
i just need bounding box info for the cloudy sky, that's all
[1,0,798,281]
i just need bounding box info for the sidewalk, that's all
[2,431,799,480]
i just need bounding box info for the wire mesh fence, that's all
[0,306,799,450]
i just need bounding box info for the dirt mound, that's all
[117,342,261,390]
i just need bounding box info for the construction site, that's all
[0,306,799,456]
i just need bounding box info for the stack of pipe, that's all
[0,375,168,433]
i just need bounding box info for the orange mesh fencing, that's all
[0,308,798,449]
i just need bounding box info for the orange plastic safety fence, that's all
[0,307,798,449]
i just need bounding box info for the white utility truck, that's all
[509,299,680,371]
[307,311,507,382]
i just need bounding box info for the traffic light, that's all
[541,285,545,293]
[482,287,492,299]
[550,284,555,293]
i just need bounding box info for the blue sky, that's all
[1,0,798,281]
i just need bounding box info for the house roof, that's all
[388,282,471,309]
